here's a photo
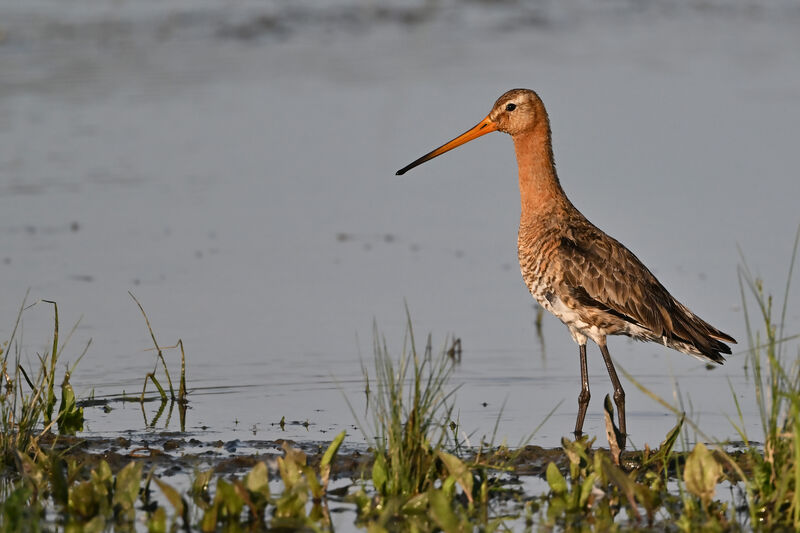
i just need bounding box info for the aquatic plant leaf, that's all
[191,469,214,509]
[154,478,185,522]
[429,486,461,532]
[643,413,684,468]
[684,442,722,508]
[438,450,474,504]
[50,456,69,508]
[214,478,244,521]
[113,461,143,518]
[17,451,44,487]
[309,501,329,524]
[274,488,308,519]
[442,475,457,499]
[303,464,323,500]
[1,483,35,530]
[633,482,658,522]
[546,462,567,495]
[147,506,167,533]
[91,460,112,488]
[79,515,106,533]
[320,430,346,491]
[87,465,113,517]
[347,487,372,516]
[44,300,59,425]
[244,461,270,502]
[659,414,684,454]
[579,472,599,508]
[200,503,218,532]
[401,492,429,514]
[600,454,640,521]
[69,480,100,519]
[58,371,84,435]
[372,453,387,494]
[753,459,770,494]
[561,436,589,469]
[321,430,346,469]
[546,494,567,524]
[233,479,263,523]
[278,442,307,491]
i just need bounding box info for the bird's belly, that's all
[539,293,589,330]
[519,245,610,344]
[528,282,607,345]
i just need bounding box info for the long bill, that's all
[396,115,498,175]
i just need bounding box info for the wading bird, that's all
[396,89,735,444]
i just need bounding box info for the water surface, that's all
[1,0,799,450]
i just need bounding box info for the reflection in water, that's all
[446,337,462,363]
[141,398,187,432]
[534,305,547,366]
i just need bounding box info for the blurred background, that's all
[1,0,799,447]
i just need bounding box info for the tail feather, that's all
[669,307,735,364]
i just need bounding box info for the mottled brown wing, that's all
[555,223,734,361]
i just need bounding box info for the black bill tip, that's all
[395,155,430,176]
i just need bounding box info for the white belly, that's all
[533,289,605,346]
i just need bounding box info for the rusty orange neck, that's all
[512,125,568,221]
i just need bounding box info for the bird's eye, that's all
[505,103,517,112]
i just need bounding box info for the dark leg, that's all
[574,343,591,437]
[598,343,626,443]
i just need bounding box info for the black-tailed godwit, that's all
[396,88,736,443]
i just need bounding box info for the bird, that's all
[396,88,736,444]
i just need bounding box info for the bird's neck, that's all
[512,127,568,222]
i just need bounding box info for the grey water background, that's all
[1,0,799,450]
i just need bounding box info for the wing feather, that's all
[555,223,735,362]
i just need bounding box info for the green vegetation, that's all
[1,297,86,465]
[733,227,800,529]
[0,230,798,530]
[346,323,525,531]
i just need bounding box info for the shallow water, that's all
[1,1,799,452]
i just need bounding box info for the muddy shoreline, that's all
[29,432,754,483]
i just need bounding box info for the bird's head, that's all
[396,88,546,175]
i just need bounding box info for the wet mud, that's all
[32,433,755,485]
